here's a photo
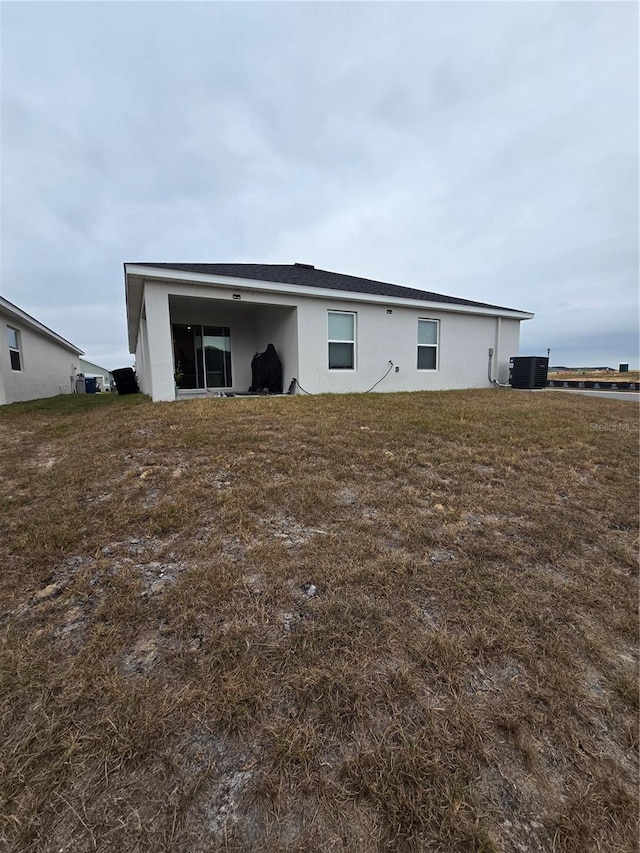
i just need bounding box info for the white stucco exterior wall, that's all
[493,318,520,384]
[143,285,174,402]
[295,298,523,394]
[134,276,528,401]
[253,306,299,391]
[1,314,82,404]
[135,310,151,395]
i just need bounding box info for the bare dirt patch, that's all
[0,389,637,851]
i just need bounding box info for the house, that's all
[0,296,84,405]
[124,263,534,402]
[78,358,115,392]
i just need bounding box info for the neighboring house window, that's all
[7,327,22,371]
[417,319,439,370]
[328,311,356,370]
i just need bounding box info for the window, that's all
[328,311,355,370]
[7,327,22,371]
[417,319,439,370]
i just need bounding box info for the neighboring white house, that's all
[0,296,84,405]
[79,358,114,392]
[124,263,534,403]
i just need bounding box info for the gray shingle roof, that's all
[135,263,525,313]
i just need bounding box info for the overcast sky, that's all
[2,1,638,370]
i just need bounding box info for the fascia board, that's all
[125,265,535,322]
[0,296,84,354]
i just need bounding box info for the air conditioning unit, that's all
[509,356,549,389]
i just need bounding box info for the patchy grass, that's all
[0,389,638,852]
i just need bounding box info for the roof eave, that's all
[0,296,84,355]
[124,264,145,353]
[124,264,534,326]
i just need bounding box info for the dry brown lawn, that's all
[0,389,638,852]
[548,369,639,384]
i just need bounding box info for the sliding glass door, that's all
[173,325,232,389]
[172,325,199,389]
[198,326,232,389]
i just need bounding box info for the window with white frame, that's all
[417,319,439,370]
[7,326,22,371]
[328,311,356,370]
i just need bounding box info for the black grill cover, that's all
[249,344,282,393]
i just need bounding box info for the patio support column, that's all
[144,286,175,401]
[0,351,6,405]
[135,313,147,394]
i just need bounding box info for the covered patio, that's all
[169,295,298,395]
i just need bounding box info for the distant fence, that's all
[547,380,638,391]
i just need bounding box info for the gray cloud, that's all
[2,1,637,369]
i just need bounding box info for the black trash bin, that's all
[112,367,139,396]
